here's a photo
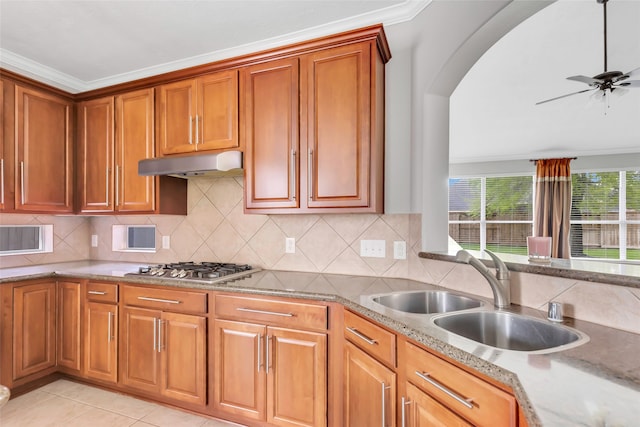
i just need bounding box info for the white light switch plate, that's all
[91,235,98,247]
[162,236,171,249]
[360,240,386,258]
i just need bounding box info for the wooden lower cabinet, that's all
[344,341,395,426]
[57,281,81,373]
[400,339,517,427]
[84,301,118,383]
[120,306,206,406]
[213,319,327,427]
[403,382,471,427]
[12,281,57,381]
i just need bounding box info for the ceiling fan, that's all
[536,0,640,105]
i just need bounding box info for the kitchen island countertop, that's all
[2,261,639,426]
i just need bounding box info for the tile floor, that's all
[0,379,246,427]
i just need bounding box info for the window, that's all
[449,176,533,255]
[0,225,54,256]
[449,170,639,261]
[112,225,156,253]
[570,171,639,261]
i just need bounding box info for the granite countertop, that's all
[2,261,640,426]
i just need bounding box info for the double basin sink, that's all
[368,290,588,353]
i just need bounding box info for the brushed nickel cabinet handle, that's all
[266,335,271,374]
[257,334,262,372]
[290,149,297,201]
[236,307,294,317]
[195,115,199,144]
[115,165,119,207]
[157,319,164,353]
[346,327,378,345]
[153,316,157,351]
[381,382,391,427]
[415,371,474,409]
[401,396,411,427]
[107,312,113,342]
[189,115,193,144]
[105,168,109,203]
[20,161,25,205]
[88,290,107,295]
[308,149,313,201]
[1,158,4,204]
[138,296,181,305]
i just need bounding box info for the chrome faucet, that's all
[456,249,511,308]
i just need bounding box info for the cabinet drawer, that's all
[214,294,327,331]
[344,309,396,367]
[403,341,516,427]
[86,282,118,303]
[122,285,207,314]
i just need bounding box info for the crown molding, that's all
[0,0,430,94]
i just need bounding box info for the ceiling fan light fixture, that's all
[536,0,639,106]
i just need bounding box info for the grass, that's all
[458,243,640,260]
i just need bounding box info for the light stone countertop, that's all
[2,261,639,426]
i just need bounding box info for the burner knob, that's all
[177,269,187,278]
[156,268,166,276]
[169,269,180,277]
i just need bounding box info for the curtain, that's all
[534,158,572,258]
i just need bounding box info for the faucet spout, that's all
[456,249,511,309]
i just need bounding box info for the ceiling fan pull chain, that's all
[602,0,608,72]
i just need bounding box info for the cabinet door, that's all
[77,97,114,212]
[85,302,118,383]
[302,42,371,209]
[161,311,206,406]
[404,382,472,427]
[13,281,56,379]
[115,88,155,212]
[197,70,239,151]
[243,58,300,210]
[156,79,197,155]
[267,326,327,427]
[15,85,73,212]
[120,306,160,393]
[344,341,395,427]
[57,281,81,372]
[213,319,266,421]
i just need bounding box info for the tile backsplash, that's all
[1,176,639,334]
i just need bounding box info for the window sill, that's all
[419,251,640,288]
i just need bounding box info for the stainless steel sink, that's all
[433,311,588,352]
[370,291,485,314]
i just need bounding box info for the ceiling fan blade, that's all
[567,75,602,85]
[536,88,597,105]
[624,67,640,79]
[615,80,640,88]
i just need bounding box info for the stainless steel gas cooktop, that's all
[125,262,258,284]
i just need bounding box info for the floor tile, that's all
[140,404,208,427]
[0,395,91,427]
[64,406,138,427]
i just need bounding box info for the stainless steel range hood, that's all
[138,151,243,178]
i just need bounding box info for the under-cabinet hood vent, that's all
[138,151,243,178]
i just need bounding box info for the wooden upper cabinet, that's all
[15,85,73,213]
[157,70,238,156]
[77,96,114,212]
[115,88,155,212]
[242,58,300,210]
[303,41,372,209]
[1,79,5,211]
[244,37,387,214]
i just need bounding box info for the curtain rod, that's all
[529,157,578,162]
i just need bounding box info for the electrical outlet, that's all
[285,237,296,253]
[91,235,98,247]
[394,241,407,260]
[360,240,386,258]
[162,236,171,249]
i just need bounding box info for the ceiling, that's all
[0,0,421,92]
[450,0,640,164]
[1,0,638,165]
